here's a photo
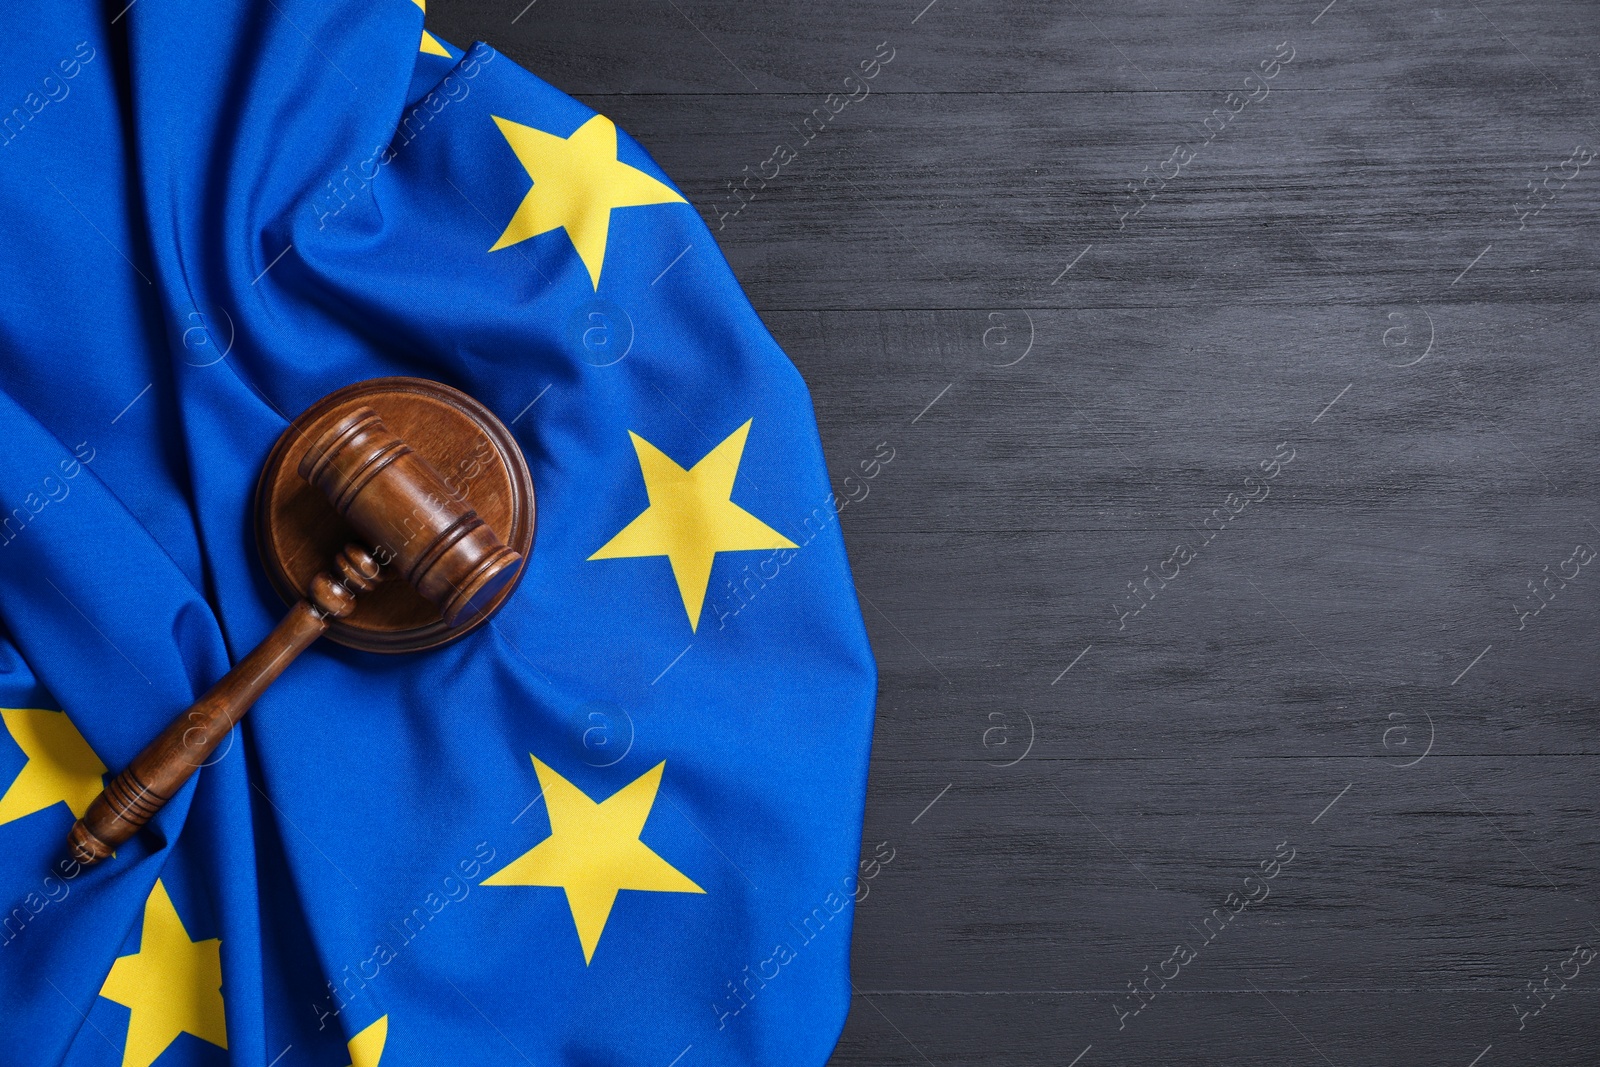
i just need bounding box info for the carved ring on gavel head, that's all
[298,407,522,626]
[67,378,536,865]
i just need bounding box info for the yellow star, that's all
[346,1014,388,1067]
[99,879,227,1067]
[488,113,686,289]
[410,0,449,56]
[483,757,703,964]
[0,707,106,826]
[589,420,796,631]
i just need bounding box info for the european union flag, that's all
[0,4,876,1065]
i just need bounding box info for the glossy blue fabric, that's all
[0,4,875,1065]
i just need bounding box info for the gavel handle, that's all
[67,545,379,865]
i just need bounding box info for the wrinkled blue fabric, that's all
[0,5,875,1065]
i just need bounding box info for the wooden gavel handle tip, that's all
[67,763,170,865]
[67,819,114,865]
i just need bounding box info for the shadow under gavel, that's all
[68,407,522,864]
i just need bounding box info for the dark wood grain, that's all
[434,1,1600,1063]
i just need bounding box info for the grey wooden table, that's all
[437,2,1600,1063]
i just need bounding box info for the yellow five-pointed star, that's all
[590,420,796,631]
[489,113,685,289]
[484,757,703,964]
[99,879,227,1067]
[0,707,106,827]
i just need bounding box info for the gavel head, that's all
[297,407,522,628]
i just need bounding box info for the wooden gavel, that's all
[68,405,524,864]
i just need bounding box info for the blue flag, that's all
[0,4,876,1065]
